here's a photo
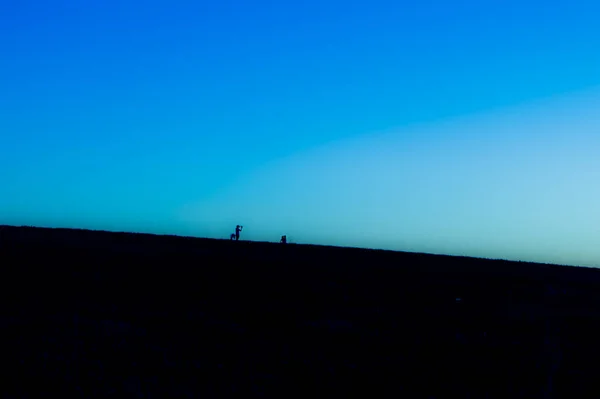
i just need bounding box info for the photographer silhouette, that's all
[234,225,243,241]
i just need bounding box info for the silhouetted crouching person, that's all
[280,235,287,244]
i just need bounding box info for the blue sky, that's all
[1,0,600,267]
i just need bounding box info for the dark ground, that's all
[1,225,599,398]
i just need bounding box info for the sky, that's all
[1,0,600,267]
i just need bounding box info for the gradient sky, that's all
[2,0,600,267]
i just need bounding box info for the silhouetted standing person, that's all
[235,225,243,241]
[280,235,287,244]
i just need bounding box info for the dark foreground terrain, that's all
[1,225,600,398]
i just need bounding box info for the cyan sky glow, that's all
[2,1,600,267]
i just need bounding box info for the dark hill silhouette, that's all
[1,224,599,398]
